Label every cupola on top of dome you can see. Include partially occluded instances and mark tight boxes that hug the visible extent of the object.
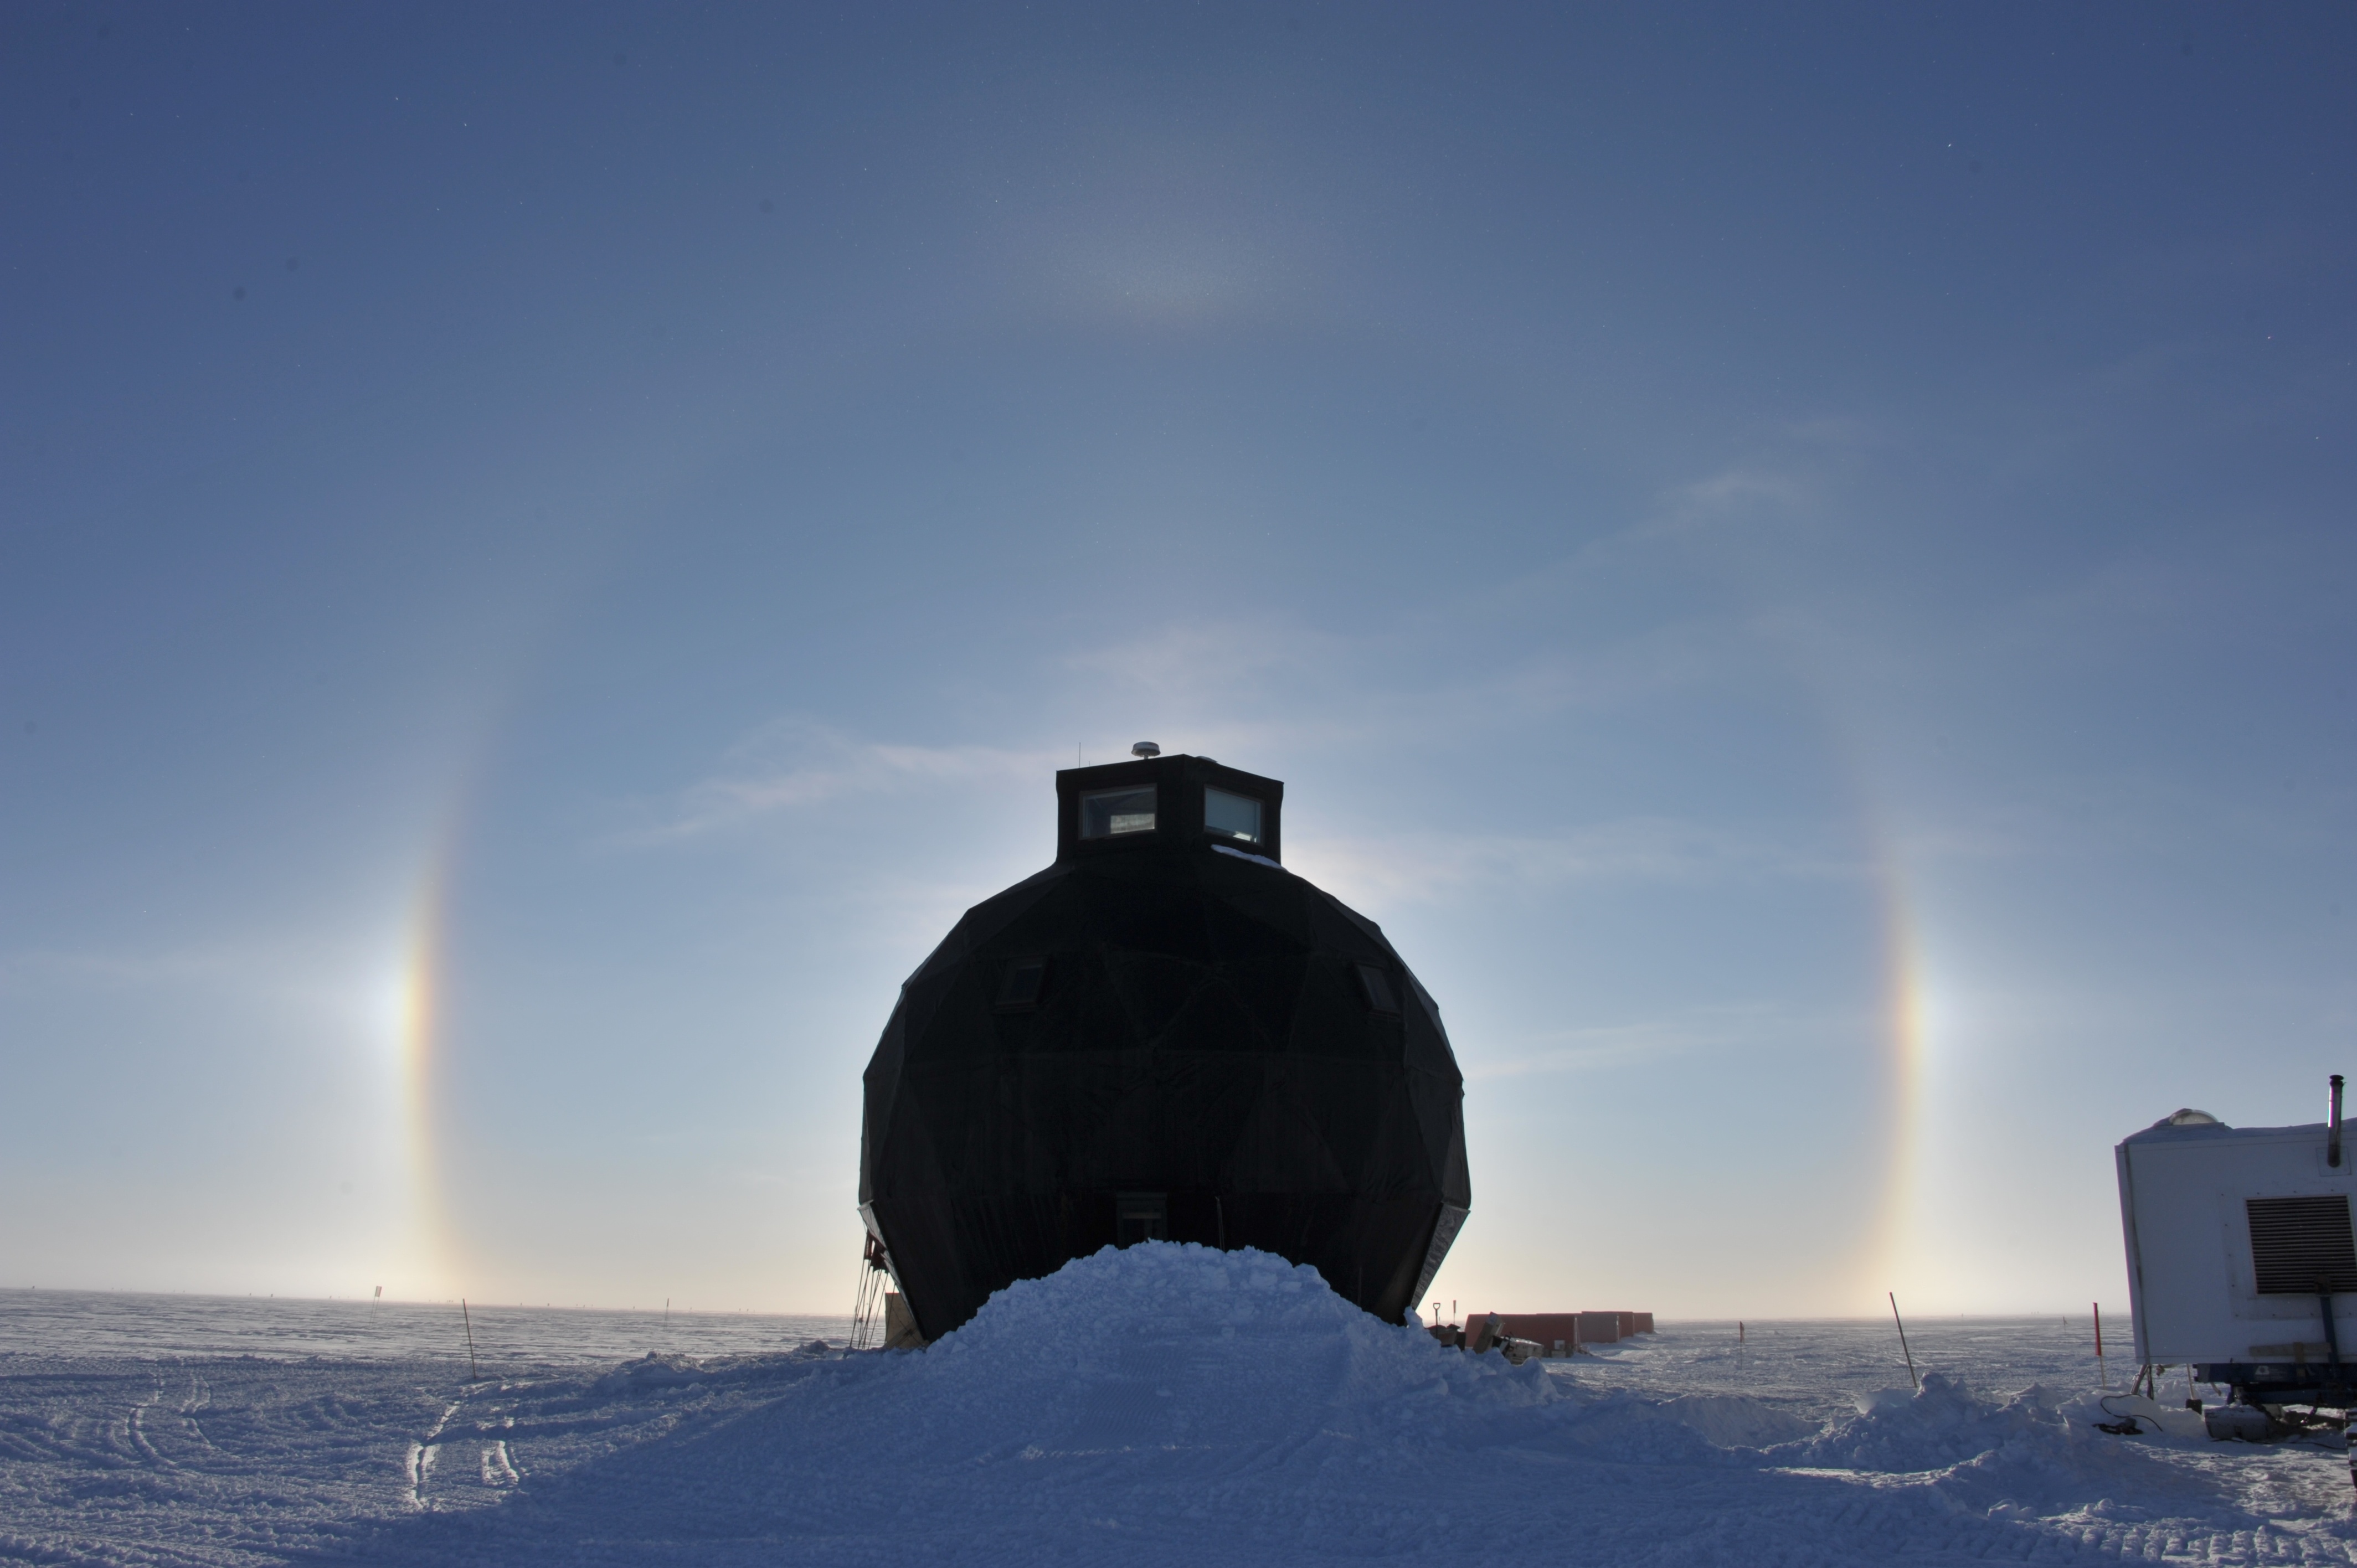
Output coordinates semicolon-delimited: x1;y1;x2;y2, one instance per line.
1054;751;1283;864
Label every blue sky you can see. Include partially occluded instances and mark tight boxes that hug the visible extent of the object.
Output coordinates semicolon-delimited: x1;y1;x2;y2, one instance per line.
4;2;2351;1320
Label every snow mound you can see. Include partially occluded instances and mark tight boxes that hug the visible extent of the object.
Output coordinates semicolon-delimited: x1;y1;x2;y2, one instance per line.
1771;1372;2239;1520
591;1351;709;1393
1657;1392;1821;1449
1531;1387;1813;1464
903;1242;1558;1461
1784;1372;2037;1472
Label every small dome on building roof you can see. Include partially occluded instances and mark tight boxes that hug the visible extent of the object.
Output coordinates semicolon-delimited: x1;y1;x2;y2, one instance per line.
2157;1107;2222;1127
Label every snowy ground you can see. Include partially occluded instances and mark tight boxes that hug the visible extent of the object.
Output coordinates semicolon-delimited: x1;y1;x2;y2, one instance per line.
6;1252;2357;1566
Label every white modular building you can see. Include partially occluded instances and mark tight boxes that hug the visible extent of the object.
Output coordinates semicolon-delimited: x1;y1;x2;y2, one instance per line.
2117;1094;2357;1397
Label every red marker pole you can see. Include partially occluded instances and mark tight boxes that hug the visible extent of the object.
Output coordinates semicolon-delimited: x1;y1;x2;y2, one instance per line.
2093;1302;2105;1388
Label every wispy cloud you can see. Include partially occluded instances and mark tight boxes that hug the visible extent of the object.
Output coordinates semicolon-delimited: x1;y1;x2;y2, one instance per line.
1060;610;1747;766
1;933;353;995
1292;817;1862;912
1463;1000;1860;1080
1655;467;1814;528
623;721;1054;844
0;930;403;1046
1063;618;1356;714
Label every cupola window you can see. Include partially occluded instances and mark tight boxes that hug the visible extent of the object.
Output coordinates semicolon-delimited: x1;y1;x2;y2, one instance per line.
1080;786;1158;838
1204;787;1262;845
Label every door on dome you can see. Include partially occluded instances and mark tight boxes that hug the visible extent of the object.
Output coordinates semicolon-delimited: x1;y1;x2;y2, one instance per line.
1115;1192;1168;1246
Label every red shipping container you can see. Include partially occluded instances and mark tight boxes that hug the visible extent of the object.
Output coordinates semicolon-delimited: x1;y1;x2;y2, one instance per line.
1489;1313;1585;1353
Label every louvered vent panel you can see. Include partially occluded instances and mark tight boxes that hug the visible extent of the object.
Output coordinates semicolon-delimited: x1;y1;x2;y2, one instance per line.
2247;1195;2357;1294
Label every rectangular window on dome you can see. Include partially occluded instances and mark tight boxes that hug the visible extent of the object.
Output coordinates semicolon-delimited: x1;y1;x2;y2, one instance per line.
996;958;1048;1013
1080;786;1157;839
1203;787;1262;844
1356;963;1401;1017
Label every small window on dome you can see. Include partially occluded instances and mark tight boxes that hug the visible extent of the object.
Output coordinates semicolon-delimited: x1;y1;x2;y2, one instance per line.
1356;963;1400;1017
1080;786;1157;839
1204;787;1262;845
996;958;1048;1012
1115;1191;1167;1246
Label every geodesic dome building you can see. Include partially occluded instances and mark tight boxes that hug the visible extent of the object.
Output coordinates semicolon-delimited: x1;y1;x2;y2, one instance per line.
857;751;1470;1341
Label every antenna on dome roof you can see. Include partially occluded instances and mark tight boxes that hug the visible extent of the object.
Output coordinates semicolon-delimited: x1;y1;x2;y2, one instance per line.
1131;741;1160;759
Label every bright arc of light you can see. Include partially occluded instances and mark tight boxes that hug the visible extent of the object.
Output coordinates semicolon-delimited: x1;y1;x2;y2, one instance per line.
394;832;457;1297
1870;831;1937;1306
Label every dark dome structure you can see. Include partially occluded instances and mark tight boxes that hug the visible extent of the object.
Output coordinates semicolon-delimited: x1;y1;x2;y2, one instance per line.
857;752;1470;1341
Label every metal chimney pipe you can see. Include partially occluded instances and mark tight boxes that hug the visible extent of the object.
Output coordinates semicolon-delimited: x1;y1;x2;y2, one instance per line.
2332;1074;2345;1169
